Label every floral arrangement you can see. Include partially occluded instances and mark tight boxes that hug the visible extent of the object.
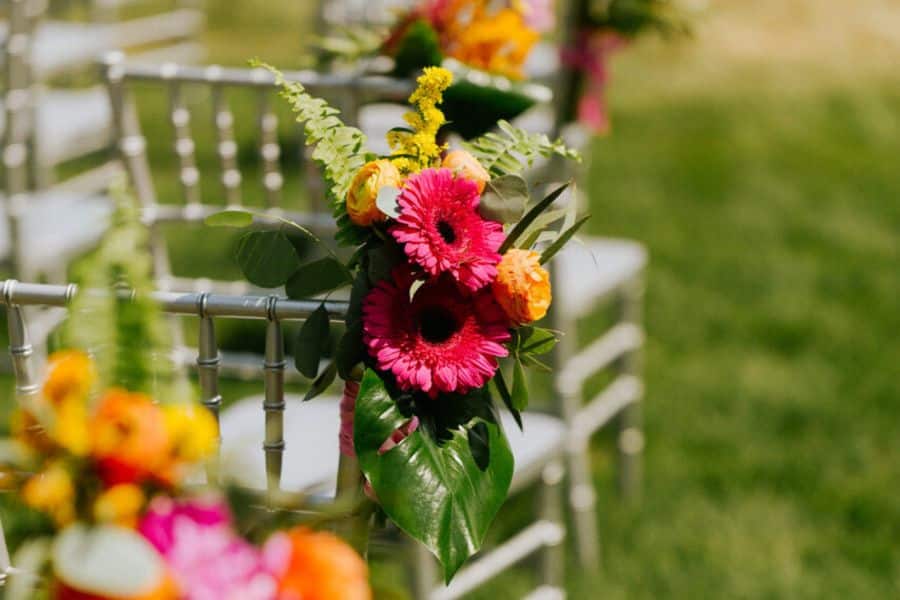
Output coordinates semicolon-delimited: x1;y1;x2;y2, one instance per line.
2;193;371;600
562;0;687;133
319;0;556;139
210;64;585;580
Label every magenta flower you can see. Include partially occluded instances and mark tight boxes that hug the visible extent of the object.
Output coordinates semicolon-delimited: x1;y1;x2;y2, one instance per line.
391;168;504;291
363;267;510;397
138;496;280;600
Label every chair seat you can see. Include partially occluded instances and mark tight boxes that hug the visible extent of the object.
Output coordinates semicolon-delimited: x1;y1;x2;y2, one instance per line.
524;41;560;84
0;10;204;78
0;190;112;276
219;394;565;495
554;236;647;318
358;103;407;157
0;87;111;166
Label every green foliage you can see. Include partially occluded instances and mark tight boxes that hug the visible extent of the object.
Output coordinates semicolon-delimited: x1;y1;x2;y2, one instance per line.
285;257;352;299
464;120;581;177
478;174;529;223
354;370;514;582
253;61;371;246
540;214;591;264
589;0;689;37
65;184;176;395
499;182;571;253
294;304;330;379
235;230;302;288
392;19;443;77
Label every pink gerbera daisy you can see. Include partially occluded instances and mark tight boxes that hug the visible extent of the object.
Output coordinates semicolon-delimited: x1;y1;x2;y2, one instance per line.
363;268;510;397
391;168;504;291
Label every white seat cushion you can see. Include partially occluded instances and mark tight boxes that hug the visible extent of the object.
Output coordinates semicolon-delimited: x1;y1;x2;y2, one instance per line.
554;236;647;319
219;394;564;495
0;190;112;276
0;87;112;166
358;103;408;157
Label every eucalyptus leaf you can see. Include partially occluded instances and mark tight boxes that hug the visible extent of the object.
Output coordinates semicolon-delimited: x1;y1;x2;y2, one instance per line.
294;304;330;379
205;209;254;228
499;182;569;253
511;358;528;411
235;230;301;288
478;174;529;224
285;257;352;299
354;370;513;582
367;243;405;285
336;323;363;380
376;185;402;219
540;214;590;265
305;360;338;401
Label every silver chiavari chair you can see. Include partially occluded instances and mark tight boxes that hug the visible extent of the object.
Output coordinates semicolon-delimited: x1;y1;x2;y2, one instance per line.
0;278;357;591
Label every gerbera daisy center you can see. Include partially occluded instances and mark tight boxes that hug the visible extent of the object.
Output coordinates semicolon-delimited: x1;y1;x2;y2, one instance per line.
437;219;457;244
417;306;460;344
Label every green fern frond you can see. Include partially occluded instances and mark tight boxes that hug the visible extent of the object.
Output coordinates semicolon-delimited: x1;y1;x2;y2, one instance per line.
463;120;581;177
254;61;368;207
65;181;178;397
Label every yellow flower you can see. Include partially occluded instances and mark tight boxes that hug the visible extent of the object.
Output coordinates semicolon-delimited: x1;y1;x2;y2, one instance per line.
448;8;539;80
22;462;76;526
53;395;90;456
163;403;218;465
389;67;453;174
94;483;146;528
346;160;403;226
43;350;96;407
442;150;490;193
492;249;552;323
11;408;55;454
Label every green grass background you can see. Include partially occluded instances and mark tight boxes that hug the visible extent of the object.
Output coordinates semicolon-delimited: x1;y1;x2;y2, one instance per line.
5;0;900;598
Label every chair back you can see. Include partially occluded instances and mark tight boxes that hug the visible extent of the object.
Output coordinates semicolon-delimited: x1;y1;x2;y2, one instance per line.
101;55;413;293
316;0;414;28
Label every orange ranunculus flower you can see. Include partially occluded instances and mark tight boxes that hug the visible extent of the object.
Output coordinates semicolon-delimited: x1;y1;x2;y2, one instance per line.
346;159;403;226
43;350;96;407
54;578;178;600
90;389;171;487
442;150;490;194
22;461;76;526
93;483;146;528
492;249;552;324
275;528;371;600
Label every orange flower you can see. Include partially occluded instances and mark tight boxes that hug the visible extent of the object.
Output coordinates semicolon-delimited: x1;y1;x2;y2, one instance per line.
43;350;96;406
11;407;55;454
492;249;552;323
90;389;171;487
54;578;178;600
442;150;490;194
275;528;371;600
93;484;146;528
346;160;403;226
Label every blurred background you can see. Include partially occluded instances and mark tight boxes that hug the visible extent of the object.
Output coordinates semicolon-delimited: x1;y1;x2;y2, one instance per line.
2;0;900;597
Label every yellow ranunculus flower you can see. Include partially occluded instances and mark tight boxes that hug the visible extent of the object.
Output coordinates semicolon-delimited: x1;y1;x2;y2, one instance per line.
42;350;96;406
53;395;90;456
93;483;146;528
492;249;552;324
442;150;491;194
22;462;76;526
163;403;218;465
346;160;403;226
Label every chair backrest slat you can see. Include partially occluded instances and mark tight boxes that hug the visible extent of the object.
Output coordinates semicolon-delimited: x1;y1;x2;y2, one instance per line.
257;89;284;208
164;68;202;207
209;71;243;207
263;301;286;496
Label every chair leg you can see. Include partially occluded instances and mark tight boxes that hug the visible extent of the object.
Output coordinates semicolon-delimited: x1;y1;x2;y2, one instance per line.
539;459;566;594
616;274;645;501
409;536;438;600
566;442;600;569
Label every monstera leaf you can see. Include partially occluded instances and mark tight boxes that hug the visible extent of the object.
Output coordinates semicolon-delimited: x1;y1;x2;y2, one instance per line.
354;370;514;581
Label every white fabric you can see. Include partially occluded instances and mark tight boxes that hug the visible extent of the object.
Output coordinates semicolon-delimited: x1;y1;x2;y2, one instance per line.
0;190;112;276
219;394;564;495
0;87;111;166
555;237;647;319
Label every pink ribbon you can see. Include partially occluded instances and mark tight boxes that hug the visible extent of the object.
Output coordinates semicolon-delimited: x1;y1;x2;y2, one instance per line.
561;30;626;134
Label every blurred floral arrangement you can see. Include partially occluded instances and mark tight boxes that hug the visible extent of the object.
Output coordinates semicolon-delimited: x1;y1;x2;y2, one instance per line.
318;0;555;139
563;0;688;133
209;63;584;580
2;193;370;600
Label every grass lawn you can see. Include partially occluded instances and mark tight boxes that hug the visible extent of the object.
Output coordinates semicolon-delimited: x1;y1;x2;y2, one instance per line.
3;1;900;598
